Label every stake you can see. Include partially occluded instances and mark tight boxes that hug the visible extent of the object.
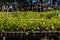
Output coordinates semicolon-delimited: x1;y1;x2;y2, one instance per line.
7;8;9;18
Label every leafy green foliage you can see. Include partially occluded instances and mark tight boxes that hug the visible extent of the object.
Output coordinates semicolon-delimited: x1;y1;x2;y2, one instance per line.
0;11;60;32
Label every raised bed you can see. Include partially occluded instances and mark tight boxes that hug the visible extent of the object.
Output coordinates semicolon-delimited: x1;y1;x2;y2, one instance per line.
0;11;60;40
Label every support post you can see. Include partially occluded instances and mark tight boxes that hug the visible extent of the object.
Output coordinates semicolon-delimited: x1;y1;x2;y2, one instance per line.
3;36;5;40
51;0;53;6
